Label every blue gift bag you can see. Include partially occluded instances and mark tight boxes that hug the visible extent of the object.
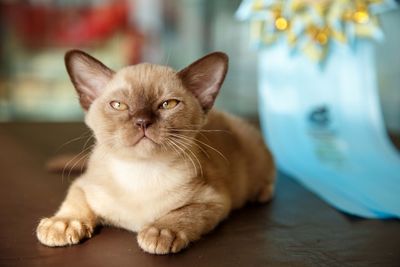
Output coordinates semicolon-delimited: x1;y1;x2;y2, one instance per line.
237;0;400;218
258;40;400;218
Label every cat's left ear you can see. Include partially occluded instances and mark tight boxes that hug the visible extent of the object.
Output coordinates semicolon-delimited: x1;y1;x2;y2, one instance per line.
178;52;228;112
65;50;115;110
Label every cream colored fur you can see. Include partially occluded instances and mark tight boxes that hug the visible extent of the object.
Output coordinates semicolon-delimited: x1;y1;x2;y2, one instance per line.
36;51;275;254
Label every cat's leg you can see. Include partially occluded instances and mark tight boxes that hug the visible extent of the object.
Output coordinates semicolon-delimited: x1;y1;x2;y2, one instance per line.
137;190;230;254
36;181;97;247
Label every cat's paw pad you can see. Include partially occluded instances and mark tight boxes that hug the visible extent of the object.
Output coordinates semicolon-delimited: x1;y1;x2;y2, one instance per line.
137;226;189;254
36;217;93;247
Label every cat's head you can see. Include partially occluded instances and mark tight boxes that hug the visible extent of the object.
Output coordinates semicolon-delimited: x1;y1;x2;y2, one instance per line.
65;50;228;158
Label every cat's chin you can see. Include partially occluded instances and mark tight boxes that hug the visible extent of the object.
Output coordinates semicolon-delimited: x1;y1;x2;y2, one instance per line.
122;131;158;148
134;136;158;148
111;137;162;159
131;135;152;146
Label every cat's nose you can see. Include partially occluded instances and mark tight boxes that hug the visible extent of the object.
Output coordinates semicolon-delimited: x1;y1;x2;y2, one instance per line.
135;118;153;129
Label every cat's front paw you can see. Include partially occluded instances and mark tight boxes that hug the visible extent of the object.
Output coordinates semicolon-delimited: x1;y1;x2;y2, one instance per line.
36;217;93;247
137;226;189;254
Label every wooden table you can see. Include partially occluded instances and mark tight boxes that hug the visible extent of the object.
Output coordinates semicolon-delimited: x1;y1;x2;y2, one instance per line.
1;123;399;267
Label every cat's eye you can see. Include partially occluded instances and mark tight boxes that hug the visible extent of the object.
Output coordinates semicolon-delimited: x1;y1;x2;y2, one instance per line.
160;99;180;110
110;101;129;111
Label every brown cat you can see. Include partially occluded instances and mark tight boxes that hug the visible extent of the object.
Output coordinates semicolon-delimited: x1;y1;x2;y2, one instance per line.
36;50;275;254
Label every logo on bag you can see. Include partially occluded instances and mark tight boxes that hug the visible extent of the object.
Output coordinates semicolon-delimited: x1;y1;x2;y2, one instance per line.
307;105;346;168
308;105;330;127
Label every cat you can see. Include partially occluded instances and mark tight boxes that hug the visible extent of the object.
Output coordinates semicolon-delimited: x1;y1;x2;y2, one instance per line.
36;50;276;254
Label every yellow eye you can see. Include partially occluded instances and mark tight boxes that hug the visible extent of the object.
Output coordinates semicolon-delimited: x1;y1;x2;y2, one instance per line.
160;99;179;110
110;101;128;111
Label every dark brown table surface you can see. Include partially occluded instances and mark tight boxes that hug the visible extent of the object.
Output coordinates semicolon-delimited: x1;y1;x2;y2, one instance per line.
1;123;399;267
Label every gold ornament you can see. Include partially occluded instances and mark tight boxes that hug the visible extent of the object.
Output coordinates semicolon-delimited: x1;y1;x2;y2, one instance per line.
275;17;289;31
243;0;384;61
353;8;370;24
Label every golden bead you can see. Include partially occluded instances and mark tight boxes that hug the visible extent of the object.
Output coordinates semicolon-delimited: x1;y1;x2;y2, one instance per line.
353;9;370;24
316;32;328;45
275;17;288;31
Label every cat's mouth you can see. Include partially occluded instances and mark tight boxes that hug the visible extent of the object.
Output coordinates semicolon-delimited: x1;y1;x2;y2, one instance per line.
132;131;157;146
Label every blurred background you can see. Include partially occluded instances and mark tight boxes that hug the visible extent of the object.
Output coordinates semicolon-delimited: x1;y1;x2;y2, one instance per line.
0;0;259;121
0;0;398;137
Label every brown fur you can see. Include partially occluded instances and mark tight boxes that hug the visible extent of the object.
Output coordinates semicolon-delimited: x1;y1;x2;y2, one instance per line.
36;50;275;254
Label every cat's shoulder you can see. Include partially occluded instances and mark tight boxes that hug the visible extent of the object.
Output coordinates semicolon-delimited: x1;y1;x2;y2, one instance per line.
204;109;263;147
205;109;255;131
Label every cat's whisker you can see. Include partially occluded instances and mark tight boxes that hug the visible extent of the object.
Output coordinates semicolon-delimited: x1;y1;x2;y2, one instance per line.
171;132;229;164
168;133;210;159
167;139;191;165
67;144;95;181
166;134;206;169
167;129;212;143
165;139;186;163
166;123;230;131
166;138;188;161
167;128;231;133
165;128;231;143
163;129;211;143
170;137;204;177
160;142;165;153
63;134;118;178
56;130;92;152
164;139;177;155
61;151;83;183
82;133;95;151
62;144;94;183
198;132;211;143
160;141;169;154
67;152;87;182
166;126;229;132
80;149;93;174
195;139;229;164
168;139;198;177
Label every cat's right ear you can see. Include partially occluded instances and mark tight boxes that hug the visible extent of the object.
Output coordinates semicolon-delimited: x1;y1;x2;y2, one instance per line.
178;52;228;112
65;50;114;110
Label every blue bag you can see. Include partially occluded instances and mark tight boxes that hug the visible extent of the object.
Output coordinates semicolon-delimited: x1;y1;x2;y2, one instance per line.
237;0;400;218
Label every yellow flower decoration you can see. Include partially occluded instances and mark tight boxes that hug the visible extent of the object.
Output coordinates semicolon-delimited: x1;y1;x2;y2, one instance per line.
237;0;390;62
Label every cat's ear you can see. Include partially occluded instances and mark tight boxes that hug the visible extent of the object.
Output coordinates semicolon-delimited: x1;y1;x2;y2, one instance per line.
178;52;228;112
65;50;114;110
